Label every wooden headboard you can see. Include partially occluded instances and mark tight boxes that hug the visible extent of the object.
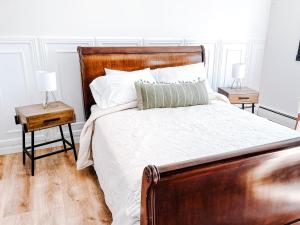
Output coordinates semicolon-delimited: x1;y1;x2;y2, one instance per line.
77;46;205;119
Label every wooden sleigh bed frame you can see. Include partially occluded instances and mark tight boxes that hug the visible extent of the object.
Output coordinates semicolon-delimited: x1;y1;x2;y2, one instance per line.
78;46;300;225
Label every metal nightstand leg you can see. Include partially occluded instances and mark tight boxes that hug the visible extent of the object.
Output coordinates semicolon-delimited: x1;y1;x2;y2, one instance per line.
59;125;67;152
22;123;77;176
31;131;35;176
22;126;25;165
252;104;255;114
68;123;77;161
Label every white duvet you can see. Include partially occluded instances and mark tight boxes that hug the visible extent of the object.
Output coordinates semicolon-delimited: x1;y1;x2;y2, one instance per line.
78;99;300;225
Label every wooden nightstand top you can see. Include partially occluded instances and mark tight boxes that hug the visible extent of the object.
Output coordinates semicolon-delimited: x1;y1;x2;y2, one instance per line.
218;87;258;95
15;101;75;132
218;87;259;104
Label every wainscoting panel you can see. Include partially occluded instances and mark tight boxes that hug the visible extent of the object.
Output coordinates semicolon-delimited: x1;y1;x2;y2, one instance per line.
185;40;218;90
143;38;185;46
0;38;44;154
95;38;142;46
0;37;265;155
217;42;249;88
246;41;265;91
39;38;94;140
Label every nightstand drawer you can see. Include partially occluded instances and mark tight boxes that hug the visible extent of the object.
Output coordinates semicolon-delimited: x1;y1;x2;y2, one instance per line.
26;110;75;131
15;101;76;132
228;94;258;104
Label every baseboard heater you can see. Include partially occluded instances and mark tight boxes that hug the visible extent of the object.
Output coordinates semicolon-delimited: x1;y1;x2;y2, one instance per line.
259;106;297;120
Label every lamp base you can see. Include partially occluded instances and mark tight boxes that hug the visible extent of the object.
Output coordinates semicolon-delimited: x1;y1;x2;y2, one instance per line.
42;91;48;109
231;78;243;89
42;91;52;109
42;91;58;109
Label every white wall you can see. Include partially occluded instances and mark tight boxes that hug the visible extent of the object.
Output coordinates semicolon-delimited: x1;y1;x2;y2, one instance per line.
0;0;271;39
0;0;272;154
259;0;300;127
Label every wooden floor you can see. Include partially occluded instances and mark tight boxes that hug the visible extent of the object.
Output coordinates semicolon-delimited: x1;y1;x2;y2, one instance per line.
0;147;112;225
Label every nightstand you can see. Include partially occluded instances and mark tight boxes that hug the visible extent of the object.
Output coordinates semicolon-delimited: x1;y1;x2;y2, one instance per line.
218;87;259;114
15;101;77;176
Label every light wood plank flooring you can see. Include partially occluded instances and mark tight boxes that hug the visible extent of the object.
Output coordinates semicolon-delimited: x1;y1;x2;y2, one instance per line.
0;147;112;225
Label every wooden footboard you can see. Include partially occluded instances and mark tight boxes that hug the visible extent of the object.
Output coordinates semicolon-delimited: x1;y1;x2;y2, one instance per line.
141;138;300;225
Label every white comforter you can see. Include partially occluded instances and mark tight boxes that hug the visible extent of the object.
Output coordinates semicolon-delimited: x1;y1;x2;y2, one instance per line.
78;100;300;225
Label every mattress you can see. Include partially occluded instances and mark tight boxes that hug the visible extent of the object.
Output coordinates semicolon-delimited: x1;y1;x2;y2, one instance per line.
91;101;300;225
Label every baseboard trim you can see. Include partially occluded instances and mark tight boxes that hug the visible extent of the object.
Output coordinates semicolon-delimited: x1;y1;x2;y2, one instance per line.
0;134;80;156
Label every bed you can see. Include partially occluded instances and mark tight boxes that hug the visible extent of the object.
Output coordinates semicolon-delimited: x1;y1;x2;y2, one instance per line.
77;46;300;225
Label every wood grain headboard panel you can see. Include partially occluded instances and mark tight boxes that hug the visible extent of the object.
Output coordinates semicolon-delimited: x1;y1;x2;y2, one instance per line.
77;46;205;119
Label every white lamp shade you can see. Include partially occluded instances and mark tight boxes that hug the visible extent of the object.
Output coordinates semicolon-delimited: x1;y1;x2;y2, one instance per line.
36;71;57;91
232;63;246;79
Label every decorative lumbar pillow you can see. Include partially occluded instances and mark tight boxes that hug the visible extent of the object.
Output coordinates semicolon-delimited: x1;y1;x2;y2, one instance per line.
134;80;209;110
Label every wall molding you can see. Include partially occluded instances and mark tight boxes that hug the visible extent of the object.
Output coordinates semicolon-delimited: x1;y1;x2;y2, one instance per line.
0;37;42;155
38;37;94;144
0;36;265;155
38;37;95;69
143;38;185;46
96;38;142;46
217;41;250;88
185;39;219;90
246;40;265;90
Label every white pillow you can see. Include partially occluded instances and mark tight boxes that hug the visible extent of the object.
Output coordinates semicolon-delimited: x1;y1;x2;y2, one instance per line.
90;69;155;109
105;68;155;81
151;63;214;93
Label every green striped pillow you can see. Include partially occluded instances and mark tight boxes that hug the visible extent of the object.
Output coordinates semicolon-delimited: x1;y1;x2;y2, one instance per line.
134;80;209;110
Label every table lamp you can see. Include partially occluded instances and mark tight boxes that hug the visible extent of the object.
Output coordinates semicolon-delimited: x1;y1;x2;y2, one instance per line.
231;63;246;89
36;71;57;108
